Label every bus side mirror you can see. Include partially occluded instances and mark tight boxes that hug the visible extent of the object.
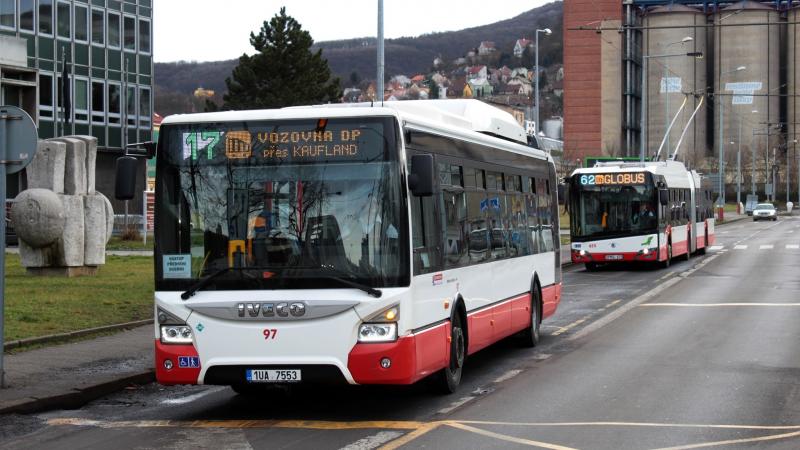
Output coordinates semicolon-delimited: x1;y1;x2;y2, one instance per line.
127;141;157;159
115;156;138;201
659;189;669;206
409;154;434;197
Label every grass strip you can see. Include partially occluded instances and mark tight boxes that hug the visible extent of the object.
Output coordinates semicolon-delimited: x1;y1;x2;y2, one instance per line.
4;254;154;341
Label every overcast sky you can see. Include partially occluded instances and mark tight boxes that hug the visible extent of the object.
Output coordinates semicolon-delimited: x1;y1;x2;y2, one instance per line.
153;1;551;63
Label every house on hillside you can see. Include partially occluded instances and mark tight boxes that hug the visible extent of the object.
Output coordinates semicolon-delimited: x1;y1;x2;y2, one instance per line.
514;39;532;57
507;77;532;96
391;75;411;87
511;67;530;80
468;78;493;98
433;56;444;67
410;74;426;86
466;65;487;82
431;73;447;86
342;88;362;103
454;57;467;66
478;41;496;55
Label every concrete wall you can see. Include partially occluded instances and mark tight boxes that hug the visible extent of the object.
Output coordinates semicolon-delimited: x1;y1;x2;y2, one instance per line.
601;19;623;156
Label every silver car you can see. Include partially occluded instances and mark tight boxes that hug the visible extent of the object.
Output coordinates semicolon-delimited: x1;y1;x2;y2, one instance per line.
752;203;777;221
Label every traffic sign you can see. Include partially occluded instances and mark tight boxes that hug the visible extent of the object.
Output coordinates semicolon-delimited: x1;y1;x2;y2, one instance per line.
0;105;39;388
0;106;37;174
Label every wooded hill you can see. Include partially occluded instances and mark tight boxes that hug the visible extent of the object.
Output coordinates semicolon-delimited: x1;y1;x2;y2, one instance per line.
154;1;563;116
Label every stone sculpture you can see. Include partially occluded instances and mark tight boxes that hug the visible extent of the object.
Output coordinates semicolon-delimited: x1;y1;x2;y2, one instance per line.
9;136;114;276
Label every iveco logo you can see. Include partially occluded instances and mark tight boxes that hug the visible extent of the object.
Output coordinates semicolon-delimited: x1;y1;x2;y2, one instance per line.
611;242;617;248
237;302;307;318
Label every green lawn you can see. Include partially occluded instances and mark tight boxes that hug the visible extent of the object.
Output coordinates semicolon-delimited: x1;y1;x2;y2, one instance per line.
4;254;154;341
105;235;155;251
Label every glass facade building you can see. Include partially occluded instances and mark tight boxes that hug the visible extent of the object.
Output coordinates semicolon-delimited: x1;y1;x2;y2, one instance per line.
0;0;152;209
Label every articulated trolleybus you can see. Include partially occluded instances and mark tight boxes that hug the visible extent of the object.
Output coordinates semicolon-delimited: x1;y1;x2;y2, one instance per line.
132;100;561;393
566;160;715;271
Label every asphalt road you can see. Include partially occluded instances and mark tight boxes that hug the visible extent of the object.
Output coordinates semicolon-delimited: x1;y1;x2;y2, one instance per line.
3;216;800;449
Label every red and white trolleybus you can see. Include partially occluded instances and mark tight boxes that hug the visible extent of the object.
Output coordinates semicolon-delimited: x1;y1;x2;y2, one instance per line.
566;160;715;270
132;100;561;393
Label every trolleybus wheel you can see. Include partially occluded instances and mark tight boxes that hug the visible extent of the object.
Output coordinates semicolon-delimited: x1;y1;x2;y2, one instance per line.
436;313;465;394
519;282;541;348
683;235;691;261
585;262;598;272
661;244;672;268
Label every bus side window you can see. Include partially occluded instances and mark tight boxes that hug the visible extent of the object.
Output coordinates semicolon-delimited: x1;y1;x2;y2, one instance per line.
410;158;441;275
526;185;539;255
537;178;554;253
442;188;467;269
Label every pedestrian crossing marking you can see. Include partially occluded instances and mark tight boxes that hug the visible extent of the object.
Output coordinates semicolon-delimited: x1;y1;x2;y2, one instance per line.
787;244;800;249
708;246;724;251
734;245;747;250
759;244;774;250
707;244;799;251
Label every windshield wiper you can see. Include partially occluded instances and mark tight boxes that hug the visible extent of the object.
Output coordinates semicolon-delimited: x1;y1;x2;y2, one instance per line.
318;265;382;298
181;267;232;300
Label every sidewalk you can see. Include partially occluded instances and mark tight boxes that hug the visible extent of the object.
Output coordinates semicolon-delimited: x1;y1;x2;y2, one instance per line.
0;216;745;415
0;325;153;414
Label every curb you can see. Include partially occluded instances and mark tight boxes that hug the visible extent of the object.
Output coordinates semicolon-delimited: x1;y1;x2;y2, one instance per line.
0;370;155;415
4;319;153;352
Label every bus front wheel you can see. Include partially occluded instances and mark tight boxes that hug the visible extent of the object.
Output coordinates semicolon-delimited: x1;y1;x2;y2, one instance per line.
585;262;598;272
436;313;465;394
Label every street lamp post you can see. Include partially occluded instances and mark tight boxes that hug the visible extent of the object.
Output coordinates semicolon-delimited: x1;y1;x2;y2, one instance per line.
718;65;746;214
534;28;551;135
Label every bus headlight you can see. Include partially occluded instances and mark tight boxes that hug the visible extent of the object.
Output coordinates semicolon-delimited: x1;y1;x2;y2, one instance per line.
358;323;397;342
160;325;193;344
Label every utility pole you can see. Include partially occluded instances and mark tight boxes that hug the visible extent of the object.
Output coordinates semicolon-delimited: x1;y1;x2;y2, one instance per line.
376;0;384;103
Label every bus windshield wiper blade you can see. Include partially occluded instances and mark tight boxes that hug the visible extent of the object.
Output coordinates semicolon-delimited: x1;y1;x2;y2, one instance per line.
316;265;382;298
321;275;382;298
181;267;231;300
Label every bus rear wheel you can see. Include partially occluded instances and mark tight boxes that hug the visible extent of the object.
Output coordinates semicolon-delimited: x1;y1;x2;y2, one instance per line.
519;283;541;348
585;262;598;272
435;313;465;394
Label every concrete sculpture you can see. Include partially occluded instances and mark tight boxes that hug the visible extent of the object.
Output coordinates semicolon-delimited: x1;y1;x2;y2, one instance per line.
9;136;114;276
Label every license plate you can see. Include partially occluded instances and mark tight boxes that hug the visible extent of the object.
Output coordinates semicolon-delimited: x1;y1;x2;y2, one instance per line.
605;254;623;260
246;369;301;383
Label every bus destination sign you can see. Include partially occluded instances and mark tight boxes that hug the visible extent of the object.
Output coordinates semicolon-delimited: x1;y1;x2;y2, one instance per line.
579;172;646;186
181;121;382;164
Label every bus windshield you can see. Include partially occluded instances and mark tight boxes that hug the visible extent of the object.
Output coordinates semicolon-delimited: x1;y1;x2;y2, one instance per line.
154;117;408;291
570;173;657;240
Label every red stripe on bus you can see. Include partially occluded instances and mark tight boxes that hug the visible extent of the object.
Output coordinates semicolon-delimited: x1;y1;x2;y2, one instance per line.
542;283;562;319
155;340;201;385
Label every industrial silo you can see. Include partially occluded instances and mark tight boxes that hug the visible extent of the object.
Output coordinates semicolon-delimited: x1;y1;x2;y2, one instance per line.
643;5;707;163
714;1;780;189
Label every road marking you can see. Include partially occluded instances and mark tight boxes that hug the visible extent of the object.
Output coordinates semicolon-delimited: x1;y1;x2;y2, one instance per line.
47;418;423;430
652;429;800;450
787;244;800;249
379;422;443;450
446;422;577;450
708;245;724;251
437;396;475;415
642;303;800;307
340;431;403;450
759;244;774;250
734;245;747;250
493;369;522;384
160;386;226;405
658;272;676;281
458;419;800;430
551;316;590;336
604;299;622;309
567;276;683;342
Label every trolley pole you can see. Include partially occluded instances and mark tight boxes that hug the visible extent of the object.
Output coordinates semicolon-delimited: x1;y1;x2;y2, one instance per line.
376;0;384;103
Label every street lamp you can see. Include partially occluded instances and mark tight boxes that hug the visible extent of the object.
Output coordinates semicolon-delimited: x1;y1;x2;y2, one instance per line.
717;65;746;211
534;28;551;135
663;37;693;152
641;51;704;162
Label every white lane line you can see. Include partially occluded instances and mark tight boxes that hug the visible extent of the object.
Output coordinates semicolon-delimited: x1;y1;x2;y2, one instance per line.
642;303;800;307
708;245;724;251
160;386;226;405
494;369;522;384
734;245;748;250
760;244;774;250
437;396;475;414
339;431;403;450
787;244;800;249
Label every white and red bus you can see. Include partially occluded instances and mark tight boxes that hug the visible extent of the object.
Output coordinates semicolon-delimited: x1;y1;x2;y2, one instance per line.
123;100;561;394
566;160;714;270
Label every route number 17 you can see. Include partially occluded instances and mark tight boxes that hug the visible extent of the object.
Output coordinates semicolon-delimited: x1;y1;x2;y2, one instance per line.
183;131;222;160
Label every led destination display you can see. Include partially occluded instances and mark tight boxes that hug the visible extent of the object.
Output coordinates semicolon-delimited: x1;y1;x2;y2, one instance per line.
579;172;646;186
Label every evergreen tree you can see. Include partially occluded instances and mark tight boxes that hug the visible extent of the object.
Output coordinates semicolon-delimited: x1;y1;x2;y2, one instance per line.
222;7;340;109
